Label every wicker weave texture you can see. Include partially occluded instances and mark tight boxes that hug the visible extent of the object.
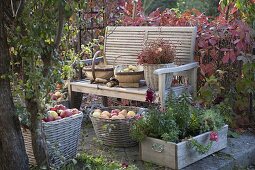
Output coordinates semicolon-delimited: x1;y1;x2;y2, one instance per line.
22;128;37;166
143;63;175;91
42;112;83;168
90;106;143;147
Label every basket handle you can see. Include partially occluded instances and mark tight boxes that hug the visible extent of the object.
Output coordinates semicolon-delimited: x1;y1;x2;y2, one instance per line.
113;53;139;67
91;51;101;81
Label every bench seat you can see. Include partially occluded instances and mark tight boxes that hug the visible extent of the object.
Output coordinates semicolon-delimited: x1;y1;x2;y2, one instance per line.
69;79;160;103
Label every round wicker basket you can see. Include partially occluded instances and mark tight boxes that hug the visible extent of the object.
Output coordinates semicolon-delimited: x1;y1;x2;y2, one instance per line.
143;63;176;91
114;65;144;84
90;106;145;147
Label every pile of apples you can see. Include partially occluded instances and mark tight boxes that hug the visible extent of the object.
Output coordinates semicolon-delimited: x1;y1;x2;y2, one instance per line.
120;65;138;72
42;104;80;122
50;91;66;101
92;109;136;119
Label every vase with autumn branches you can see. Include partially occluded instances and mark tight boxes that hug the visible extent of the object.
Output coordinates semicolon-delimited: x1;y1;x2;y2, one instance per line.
138;39;176;90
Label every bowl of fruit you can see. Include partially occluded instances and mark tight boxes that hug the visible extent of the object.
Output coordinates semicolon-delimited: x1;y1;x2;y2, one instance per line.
90;106;145;147
114;65;144;87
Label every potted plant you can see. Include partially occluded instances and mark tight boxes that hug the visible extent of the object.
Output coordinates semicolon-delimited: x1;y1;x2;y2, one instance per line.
137;39;176;91
130;94;228;169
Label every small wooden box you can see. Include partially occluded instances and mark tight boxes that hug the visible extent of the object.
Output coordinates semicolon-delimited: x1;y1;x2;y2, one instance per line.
140;125;228;169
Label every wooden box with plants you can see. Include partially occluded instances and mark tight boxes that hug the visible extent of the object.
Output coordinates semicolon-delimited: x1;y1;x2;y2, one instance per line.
130;94;228;169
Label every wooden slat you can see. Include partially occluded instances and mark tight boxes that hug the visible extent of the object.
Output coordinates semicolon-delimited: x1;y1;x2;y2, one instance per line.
148;33;194;37
106;45;191;51
70;80;161;102
106;39;145;43
107;36;144;40
107;26;196;32
176;125;228;169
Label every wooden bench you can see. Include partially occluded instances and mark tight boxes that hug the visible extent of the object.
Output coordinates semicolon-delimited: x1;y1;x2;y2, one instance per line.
68;26;198;108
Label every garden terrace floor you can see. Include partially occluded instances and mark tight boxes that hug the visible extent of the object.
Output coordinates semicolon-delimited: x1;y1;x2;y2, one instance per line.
77;122;255;170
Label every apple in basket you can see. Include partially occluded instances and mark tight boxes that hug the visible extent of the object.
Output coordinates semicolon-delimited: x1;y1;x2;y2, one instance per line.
71;108;79;115
100;111;110;119
48;110;59;119
111;109;120;117
119;109;128;117
54;104;67;111
117;114;125;119
60;109;73;118
43;115;54;122
55;116;62;120
101;111;110;117
92;109;102;118
127;111;136;118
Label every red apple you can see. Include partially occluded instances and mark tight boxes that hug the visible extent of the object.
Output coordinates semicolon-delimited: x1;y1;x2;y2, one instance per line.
57;109;64;115
50;107;58;112
55;116;61;120
42;117;48;122
54;104;66;110
62;109;72;117
60;111;66;118
66;109;73;117
114;109;120;113
46;116;54;122
51;94;57;100
111;110;118;117
71;108;79;115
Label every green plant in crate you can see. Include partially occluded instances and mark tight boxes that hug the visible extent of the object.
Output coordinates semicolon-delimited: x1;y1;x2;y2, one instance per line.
130;93;226;154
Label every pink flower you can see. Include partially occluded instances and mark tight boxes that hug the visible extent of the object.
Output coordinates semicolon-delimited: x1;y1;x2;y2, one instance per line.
135;114;143;120
210;131;218;142
121;162;128;168
145;88;155;103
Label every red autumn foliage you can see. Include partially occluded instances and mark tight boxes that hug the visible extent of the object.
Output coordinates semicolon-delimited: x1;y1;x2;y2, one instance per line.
120;1;254;79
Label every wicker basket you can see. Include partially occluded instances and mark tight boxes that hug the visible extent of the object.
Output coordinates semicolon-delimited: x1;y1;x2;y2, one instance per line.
143;63;176;91
90;106;145;147
21;128;37;166
83;65;114;80
114;65;144;84
82;53;114;81
42;112;83;168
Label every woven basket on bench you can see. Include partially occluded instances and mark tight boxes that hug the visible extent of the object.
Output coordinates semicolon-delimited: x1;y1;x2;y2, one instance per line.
42;112;83;168
90;106;146;148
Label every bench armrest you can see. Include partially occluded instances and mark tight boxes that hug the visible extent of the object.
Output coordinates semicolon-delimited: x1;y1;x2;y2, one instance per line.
154;62;199;75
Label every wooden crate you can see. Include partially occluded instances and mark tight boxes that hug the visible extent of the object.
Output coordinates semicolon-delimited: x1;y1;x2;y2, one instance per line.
140;125;228;169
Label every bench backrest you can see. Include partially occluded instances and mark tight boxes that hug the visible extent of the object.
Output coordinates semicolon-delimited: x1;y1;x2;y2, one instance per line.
104;26;197;66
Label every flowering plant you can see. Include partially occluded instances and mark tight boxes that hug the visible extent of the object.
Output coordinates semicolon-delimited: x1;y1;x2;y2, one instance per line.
137;39;176;64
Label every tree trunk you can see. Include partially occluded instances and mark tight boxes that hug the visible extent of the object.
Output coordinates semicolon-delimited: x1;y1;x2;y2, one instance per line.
25;98;49;168
0;1;29;169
